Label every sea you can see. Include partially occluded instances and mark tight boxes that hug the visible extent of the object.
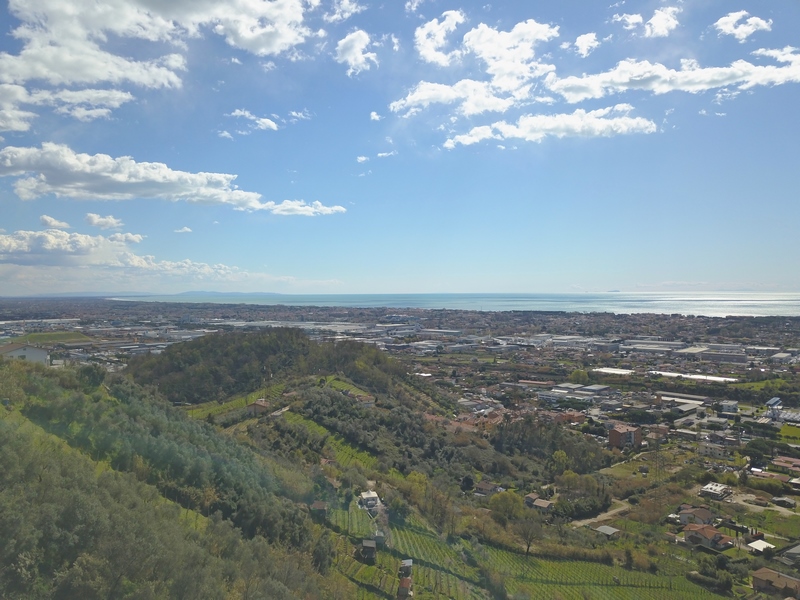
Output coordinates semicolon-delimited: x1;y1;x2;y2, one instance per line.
113;292;800;318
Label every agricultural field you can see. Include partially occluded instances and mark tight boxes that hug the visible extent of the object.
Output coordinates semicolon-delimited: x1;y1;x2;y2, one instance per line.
9;331;92;344
325;375;371;397
780;423;800;442
283;410;378;470
185;383;285;420
335;510;722;600
328;500;377;538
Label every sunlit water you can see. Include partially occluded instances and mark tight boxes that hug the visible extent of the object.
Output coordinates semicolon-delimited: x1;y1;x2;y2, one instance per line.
113;292;800;317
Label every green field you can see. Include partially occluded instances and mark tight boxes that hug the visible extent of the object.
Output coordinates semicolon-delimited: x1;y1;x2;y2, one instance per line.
325;375;371;397
5;331;92;344
283;411;378;470
780;423;800;442
331;509;722;600
185;384;285;419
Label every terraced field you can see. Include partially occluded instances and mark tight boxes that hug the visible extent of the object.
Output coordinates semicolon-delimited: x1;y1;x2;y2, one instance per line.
283;411;378;470
185;384;285;420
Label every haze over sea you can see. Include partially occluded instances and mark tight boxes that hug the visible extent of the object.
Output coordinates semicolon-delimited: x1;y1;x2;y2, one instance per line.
117;292;800;318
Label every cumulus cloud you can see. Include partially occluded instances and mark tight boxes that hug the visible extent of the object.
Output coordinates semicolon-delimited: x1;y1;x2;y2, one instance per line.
86;213;124;230
108;232;143;243
714;11;773;43
574;33;600;57
0;0;321;127
335;30;378;76
415;11;466;67
612;13;643;31
0;84;134;131
369;111;382;121
0;143;346;215
0;228;135;266
356;156;368;162
227;108;279;131
40;215;70;229
174;226;192;233
392;18;559;117
644;7;681;38
443;104;656;148
405;0;424;12
546;48;800;103
324;0;366;23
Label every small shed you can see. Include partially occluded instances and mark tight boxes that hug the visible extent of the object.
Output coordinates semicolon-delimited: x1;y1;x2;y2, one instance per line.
361;539;377;561
360;490;379;508
399;559;413;577
595;525;621;539
246;399;270;416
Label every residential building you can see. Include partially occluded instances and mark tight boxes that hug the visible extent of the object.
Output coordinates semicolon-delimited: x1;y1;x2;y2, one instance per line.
608;424;642;449
0;343;49;365
752;567;800;598
682;524;734;550
679;507;715;525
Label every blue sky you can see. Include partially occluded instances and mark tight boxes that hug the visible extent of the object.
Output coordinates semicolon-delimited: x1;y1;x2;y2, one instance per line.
0;0;798;295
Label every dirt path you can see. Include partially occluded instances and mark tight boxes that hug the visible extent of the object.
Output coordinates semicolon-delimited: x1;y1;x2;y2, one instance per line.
571;500;630;528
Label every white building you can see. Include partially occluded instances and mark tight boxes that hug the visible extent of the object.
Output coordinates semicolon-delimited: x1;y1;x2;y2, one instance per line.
0;343;49;365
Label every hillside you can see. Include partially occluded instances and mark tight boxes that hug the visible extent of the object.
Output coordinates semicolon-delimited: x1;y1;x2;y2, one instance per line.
0;334;736;599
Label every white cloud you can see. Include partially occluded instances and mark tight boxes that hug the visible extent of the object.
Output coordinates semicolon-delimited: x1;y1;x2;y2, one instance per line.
644;7;681;38
0;85;38;132
390;79;516;117
0;143;346;215
228;108;279;131
0;84;134;131
546;48;800;103
463;19;559;93
0;229;120;265
269;200;346;216
714;11;773;43
174;227;192;233
405;0;424;12
289;109;311;121
218;130;233;139
612;13;643;30
86;213;124;230
392;18;558;118
108;232;143;243
335;30;378;76
574;33;600;57
415;10;465;67
324;0;366;23
369;111;382;121
0;0;321;129
376;150;397;157
444;104;657;148
356;155;369;162
39;215;70;229
231;57;242;65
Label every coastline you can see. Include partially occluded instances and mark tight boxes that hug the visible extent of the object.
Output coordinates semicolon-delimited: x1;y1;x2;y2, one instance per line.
105;292;800;318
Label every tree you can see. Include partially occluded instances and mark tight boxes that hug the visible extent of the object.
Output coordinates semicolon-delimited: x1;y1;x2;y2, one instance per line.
514;514;542;556
568;369;589;385
552;450;569;476
488;491;523;523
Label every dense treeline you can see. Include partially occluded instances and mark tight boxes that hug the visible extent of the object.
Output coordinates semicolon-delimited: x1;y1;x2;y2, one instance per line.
126;329;407;405
0;417;321;600
19;370;313;551
491;414;612;475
